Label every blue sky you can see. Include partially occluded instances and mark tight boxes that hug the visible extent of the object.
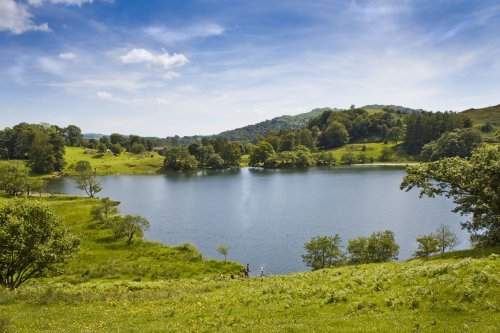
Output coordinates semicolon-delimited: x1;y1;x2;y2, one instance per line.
1;0;499;136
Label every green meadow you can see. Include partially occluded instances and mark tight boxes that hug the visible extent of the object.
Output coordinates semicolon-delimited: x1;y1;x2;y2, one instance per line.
63;147;164;176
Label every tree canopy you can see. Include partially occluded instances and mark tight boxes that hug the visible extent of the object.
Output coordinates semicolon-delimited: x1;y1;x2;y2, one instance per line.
0;199;79;289
302;234;344;270
401;145;500;246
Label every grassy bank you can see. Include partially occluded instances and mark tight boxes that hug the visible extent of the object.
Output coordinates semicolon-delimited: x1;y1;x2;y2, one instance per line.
63;147;164;175
0;196;242;285
0;256;498;332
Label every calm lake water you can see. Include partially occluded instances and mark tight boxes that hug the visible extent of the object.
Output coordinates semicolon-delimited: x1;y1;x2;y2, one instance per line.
46;166;469;275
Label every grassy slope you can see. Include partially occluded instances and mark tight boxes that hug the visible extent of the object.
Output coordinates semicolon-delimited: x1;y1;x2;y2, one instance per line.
63;147;164;175
1;256;498;332
462;104;500;138
324;142;411;163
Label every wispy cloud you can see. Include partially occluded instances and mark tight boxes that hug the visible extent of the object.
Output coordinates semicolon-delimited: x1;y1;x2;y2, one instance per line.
0;0;50;34
28;0;94;6
143;22;224;43
59;52;76;60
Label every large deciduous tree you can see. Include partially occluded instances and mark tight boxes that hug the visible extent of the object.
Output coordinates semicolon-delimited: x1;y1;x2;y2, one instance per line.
401;145;500;246
74;160;102;197
302;234;344;270
0;199;79;290
249;142;275;167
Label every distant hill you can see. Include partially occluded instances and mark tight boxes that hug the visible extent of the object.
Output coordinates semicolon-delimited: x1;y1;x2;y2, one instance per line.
361;104;427;114
461;104;500;130
217;108;339;141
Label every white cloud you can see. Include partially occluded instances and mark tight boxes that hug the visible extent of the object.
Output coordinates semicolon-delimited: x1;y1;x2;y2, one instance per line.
120;48;188;77
59;52;76;60
96;91;113;99
0;0;50;34
28;0;94;6
144;22;224;42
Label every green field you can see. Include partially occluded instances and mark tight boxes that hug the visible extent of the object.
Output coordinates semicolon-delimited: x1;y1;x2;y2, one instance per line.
63;147;164;175
324;142;411;163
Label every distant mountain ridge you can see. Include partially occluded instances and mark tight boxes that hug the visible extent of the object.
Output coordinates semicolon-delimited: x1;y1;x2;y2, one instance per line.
216;108;340;141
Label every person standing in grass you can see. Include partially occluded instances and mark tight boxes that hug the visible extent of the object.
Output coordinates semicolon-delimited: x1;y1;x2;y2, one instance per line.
260;265;264;277
245;264;250;278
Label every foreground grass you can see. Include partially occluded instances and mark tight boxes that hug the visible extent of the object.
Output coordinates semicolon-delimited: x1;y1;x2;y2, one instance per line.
0;256;498;332
63;147;164;175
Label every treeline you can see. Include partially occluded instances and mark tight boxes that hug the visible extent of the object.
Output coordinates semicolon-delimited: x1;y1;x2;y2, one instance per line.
0;123;66;173
403;112;472;154
163;138;249;171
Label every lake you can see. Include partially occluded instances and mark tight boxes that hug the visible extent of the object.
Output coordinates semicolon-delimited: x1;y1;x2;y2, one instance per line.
45;166;469;275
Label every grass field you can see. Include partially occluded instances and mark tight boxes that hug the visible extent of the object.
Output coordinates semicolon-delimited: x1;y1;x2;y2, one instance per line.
324;142;411;163
63;147;164;175
0;253;498;332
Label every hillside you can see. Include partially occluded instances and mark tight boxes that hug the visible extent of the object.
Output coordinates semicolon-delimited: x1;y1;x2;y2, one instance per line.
217;108;337;141
462;104;500;137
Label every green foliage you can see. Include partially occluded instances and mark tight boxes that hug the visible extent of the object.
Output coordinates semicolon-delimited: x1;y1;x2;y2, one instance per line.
217;246;229;261
347;230;399;264
0;164;30;196
315;151;337;166
340;151;357;165
74;160;102;198
163;147;199;171
420;128;482;161
129;143;146;154
378;145;394;162
220;142;242;167
264;146;315;168
249;142;275;167
109;215;150;245
414;235;439;258
0;199;79;289
90;197;119;225
302;234;344;270
401;145;500;246
318;121;349;148
109;143;123;155
404;111;471;154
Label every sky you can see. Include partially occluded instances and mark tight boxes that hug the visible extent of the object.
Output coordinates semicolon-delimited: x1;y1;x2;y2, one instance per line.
1;0;499;137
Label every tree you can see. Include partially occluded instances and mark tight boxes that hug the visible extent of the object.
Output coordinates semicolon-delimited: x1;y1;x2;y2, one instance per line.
63;125;83;147
129;143;146;154
318;121;349;148
91;197;119;225
401;145;500;246
0;199;79;290
414;235;439;258
96;143;107;156
378;145;394;162
110;143;123;155
420;129;482;162
163;147;199;171
109;215;150;245
249;142;275;167
302;234;344;270
347;230;399;264
433;224;458;253
220;142;242;167
217;246;229;261
74;160;102;197
0;164;29;196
